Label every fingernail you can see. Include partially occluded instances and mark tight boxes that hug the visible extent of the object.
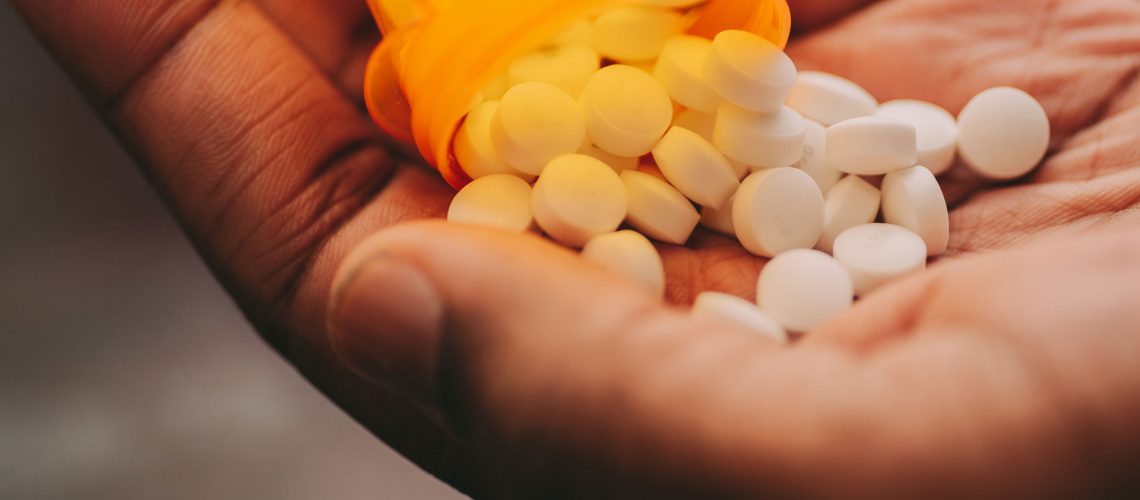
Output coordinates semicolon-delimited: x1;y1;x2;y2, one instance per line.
329;254;442;402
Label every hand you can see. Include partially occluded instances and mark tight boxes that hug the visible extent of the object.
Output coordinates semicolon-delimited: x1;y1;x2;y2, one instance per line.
14;0;1140;497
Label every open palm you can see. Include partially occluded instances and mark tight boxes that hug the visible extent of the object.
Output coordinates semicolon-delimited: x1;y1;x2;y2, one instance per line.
14;0;1140;497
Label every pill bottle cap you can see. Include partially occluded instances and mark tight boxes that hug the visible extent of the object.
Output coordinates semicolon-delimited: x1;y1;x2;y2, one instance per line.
364;0;791;188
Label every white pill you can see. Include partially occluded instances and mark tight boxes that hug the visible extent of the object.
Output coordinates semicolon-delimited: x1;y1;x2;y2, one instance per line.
581;230;666;297
757;249;853;333
652;126;740;209
703;30;797;113
654;35;720;113
957;87;1050;180
491;82;587;175
621;170;701;245
881;166;949;256
455;101;532;181
715;104;807;169
733;168;825;258
833;223;927;296
818;176;881;254
579;143;638;173
785;71;878;126
531;154;628;248
875;100;959;176
673;109;749;178
580;65;674;158
793;120;841;194
699;203;735;236
590;6;685;63
826;116;918;176
508;44;600;98
692;292;788;343
447;174;535;232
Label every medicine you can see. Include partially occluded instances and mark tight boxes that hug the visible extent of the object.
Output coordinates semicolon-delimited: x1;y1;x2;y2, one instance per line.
703;30;797;113
654;35;721;113
833;223;927;296
757;249;853;333
881;166;949;256
818;176;881;254
590;6;685;63
581;230;666;297
447;174;535;232
508;44;601;98
491;82;587;175
580;65;675;158
455;101;533;181
652;126;740;209
957;87;1050;180
714;104;807;169
531;154;628;247
621;170;701;245
793;120;841;194
826;116;918;176
692;292;788;343
733;167;825;258
699;203;735;236
875;99;959;176
580;143;639;173
673;109;749;178
786;71;878;126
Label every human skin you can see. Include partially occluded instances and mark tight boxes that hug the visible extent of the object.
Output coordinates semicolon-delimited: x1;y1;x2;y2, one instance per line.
11;0;1140;497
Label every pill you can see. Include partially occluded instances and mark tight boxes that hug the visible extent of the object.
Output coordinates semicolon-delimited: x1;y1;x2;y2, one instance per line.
480;72;509;101
455;101;532;181
881;166;949;256
531;154;628;247
875;99;959;176
447;174;535;232
957;87;1050;180
508;44;600;98
579;143;639;173
818;176;881;254
715;104;807;169
785;71;878;126
673;109;749;178
580;65;675;158
703;30;797;113
733;167;825;258
491;82;587;175
652;126;740;209
581;230;666;297
757;249;853;333
833;223;927;296
591;6;685;63
699;202;735;236
654;35;721;113
826;116;918;176
621;170;701;245
692;292;788;343
552;18;592;47
793;120;841;194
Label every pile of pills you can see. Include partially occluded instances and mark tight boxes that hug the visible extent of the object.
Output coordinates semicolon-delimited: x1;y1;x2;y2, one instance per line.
445;1;1051;341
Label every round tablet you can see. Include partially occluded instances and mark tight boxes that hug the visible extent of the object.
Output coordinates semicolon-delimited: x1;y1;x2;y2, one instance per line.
818;176;881;254
715;104;807;169
703;30;797;113
579;143;638;173
699;203;735;236
455;101;532;181
621;170;701;245
957;87;1050;180
447;174;535;232
590;6;684;63
651;126;740;209
507;44;600;98
654;35;720;113
881;166;949;256
551;18;592;47
491;82;587;175
875;99;959;176
480;72;508;101
581;230;666;297
757;249;853;333
733;168;825;258
786;71;878;126
531;154;628;248
792;120;841;194
580;65;675;158
833;223;928;296
692;292;788;343
826;116;918;176
674;109;749;178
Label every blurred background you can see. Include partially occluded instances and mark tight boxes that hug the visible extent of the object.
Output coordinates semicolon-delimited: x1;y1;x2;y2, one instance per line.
0;4;462;499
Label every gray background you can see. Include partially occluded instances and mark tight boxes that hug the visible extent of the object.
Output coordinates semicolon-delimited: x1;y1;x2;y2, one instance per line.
0;4;462;499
